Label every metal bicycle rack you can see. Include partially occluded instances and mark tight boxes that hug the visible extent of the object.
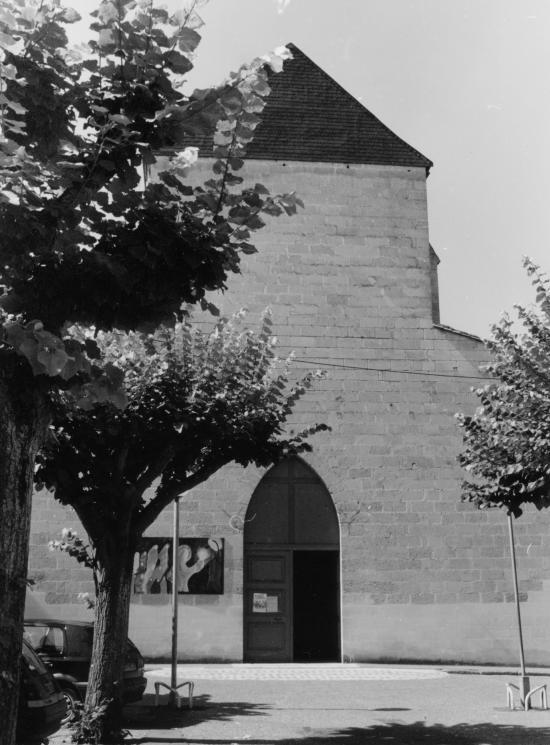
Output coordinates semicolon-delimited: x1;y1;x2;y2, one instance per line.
154;680;194;709
506;678;547;711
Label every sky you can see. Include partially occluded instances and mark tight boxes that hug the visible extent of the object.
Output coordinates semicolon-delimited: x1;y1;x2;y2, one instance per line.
70;0;550;339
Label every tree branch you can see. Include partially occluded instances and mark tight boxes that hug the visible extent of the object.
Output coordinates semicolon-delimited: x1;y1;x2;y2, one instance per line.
133;442;176;496
70;498;106;549
133;456;228;535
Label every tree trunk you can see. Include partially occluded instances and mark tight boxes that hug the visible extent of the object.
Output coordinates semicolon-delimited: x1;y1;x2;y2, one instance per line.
83;534;135;743
0;365;49;745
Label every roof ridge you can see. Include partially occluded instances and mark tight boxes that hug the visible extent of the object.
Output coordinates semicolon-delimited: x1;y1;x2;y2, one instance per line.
285;43;432;171
189;42;433;170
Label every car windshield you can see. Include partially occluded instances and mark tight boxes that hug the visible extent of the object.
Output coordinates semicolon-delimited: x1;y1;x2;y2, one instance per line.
22;640;49;674
24;624;65;655
24;625;49;649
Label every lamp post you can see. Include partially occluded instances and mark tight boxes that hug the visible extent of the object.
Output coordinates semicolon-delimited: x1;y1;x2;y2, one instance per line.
507;512;530;704
170;496;180;706
153;494;194;709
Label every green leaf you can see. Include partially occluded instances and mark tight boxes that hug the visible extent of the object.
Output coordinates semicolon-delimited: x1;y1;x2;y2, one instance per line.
251;78;270;97
97;2;119;23
213;130;233;146
109;114;131;125
220;90;243;115
84;338;102;360
98;27;116;47
177;28;201;54
0;29;17;47
242;93;265;113
60;7;81;23
37;346;70;377
163;50;193;74
0;9;17;29
5;99;26;115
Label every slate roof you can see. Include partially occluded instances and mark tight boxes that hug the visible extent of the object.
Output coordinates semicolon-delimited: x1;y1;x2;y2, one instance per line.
211;43;432;171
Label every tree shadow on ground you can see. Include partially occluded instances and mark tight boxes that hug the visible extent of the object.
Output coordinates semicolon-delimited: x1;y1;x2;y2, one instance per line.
125;718;550;745
124;693;270;731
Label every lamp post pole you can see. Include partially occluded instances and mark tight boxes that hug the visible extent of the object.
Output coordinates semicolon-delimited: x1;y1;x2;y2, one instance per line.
170;496;180;706
507;512;529;703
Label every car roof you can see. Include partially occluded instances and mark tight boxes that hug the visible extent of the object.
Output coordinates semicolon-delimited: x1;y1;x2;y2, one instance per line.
25;618;93;628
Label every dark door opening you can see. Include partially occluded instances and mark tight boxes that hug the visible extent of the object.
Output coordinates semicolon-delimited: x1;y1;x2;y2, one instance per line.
293;550;340;662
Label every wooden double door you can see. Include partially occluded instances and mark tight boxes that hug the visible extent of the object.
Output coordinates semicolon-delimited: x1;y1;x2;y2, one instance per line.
243;459;340;663
244;547;340;662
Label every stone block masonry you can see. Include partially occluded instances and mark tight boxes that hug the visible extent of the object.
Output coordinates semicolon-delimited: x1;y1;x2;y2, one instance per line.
28;159;550;665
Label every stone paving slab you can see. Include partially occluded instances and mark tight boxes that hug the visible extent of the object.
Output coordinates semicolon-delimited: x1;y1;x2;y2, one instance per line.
146;664;448;681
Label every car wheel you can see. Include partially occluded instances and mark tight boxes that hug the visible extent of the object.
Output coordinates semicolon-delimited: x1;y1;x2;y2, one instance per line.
61;686;80;723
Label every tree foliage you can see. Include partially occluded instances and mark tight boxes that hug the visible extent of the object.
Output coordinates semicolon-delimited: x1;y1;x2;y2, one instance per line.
0;0;300;398
457;258;550;517
37;310;328;541
0;2;302;742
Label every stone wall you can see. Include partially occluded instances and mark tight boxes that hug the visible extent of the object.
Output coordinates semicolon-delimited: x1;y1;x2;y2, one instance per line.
28;159;550;664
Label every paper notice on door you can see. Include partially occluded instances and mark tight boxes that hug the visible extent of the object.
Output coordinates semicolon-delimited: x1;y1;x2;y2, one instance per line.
253;592;267;612
266;595;278;613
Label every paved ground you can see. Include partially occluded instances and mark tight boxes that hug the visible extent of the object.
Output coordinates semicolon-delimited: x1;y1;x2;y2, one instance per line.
49;664;550;745
146;663;448;681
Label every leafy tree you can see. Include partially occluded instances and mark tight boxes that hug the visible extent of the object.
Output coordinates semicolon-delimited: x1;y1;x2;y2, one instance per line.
457;258;550;517
0;1;300;742
38;310;327;741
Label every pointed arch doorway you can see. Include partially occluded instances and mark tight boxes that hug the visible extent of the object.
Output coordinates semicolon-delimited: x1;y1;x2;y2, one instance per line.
243;458;341;662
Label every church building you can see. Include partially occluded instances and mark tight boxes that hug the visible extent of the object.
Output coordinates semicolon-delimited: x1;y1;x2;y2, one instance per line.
28;45;550;666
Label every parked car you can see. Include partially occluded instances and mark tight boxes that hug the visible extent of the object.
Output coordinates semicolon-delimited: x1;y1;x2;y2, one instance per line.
17;639;66;742
23;619;147;718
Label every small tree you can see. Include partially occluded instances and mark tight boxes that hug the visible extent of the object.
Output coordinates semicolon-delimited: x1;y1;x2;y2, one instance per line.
0;2;299;742
37;310;327;741
457;258;550;516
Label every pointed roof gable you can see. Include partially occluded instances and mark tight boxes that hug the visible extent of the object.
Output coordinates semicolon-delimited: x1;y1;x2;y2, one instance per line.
239;44;432;171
